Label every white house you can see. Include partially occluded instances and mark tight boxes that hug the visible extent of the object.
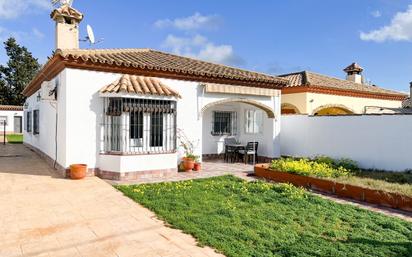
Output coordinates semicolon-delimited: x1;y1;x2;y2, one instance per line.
0;105;23;134
22;4;287;180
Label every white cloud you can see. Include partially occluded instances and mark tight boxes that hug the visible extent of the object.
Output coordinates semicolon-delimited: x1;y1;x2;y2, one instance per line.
154;12;221;31
361;5;412;42
162;34;243;65
371;10;381;18
0;0;51;19
32;28;44;39
0;26;44;42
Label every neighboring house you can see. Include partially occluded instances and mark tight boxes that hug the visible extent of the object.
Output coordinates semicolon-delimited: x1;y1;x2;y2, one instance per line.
364;82;412;114
0;105;23;134
279;63;407;115
22;4;287;180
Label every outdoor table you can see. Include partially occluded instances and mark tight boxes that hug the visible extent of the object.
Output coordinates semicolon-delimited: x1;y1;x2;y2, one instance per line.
225;143;246;162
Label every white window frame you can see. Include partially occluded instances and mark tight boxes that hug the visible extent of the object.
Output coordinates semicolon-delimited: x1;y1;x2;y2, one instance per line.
245;109;263;134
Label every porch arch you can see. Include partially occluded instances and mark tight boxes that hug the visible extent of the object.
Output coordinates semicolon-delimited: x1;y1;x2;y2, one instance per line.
281;103;301;115
312;104;354;116
201;98;275;118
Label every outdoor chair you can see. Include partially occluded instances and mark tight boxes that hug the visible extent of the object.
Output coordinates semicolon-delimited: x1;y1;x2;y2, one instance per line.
224;137;237;163
238;142;259;164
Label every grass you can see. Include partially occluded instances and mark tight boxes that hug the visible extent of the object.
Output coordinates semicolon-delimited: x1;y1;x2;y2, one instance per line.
6;134;23;144
270;157;412;197
116;176;412;257
333;171;412;197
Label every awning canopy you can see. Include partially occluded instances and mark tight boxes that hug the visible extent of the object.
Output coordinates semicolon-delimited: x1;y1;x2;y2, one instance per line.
204;83;280;97
100;75;181;98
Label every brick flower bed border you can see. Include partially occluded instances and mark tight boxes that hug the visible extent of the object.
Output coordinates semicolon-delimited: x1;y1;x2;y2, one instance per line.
255;164;412;212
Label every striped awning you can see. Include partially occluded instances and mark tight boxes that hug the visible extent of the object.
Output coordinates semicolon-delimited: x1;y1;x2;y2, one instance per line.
204;83;280;97
100;75;181;98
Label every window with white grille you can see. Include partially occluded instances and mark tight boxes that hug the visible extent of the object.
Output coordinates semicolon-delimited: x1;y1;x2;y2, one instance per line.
102;98;177;154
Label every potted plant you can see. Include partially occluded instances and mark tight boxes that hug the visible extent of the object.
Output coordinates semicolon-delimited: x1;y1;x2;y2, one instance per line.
178;129;199;172
69;164;87;179
182;154;196;172
193;156;201;171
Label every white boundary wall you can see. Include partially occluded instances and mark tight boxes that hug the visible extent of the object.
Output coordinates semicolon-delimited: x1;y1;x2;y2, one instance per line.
281;115;412;171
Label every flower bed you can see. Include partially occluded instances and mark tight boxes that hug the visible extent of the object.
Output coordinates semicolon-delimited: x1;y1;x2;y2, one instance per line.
255;160;412;212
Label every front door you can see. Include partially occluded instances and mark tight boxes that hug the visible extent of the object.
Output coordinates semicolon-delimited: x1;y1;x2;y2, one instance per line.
14;116;22;133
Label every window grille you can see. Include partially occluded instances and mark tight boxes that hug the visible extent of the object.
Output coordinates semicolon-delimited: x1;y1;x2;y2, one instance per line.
102;98;177;154
33;110;39;135
211;111;237;136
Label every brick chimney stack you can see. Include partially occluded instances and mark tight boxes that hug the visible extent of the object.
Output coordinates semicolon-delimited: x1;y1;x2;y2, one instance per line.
50;4;84;49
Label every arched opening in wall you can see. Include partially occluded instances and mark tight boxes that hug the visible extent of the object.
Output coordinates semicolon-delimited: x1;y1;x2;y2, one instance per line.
313;105;354;116
200;98;276;163
281;103;300;115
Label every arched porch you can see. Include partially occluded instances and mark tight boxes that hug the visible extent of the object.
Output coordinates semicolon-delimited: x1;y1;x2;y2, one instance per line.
200;98;277;163
312;104;354;116
281;103;301;115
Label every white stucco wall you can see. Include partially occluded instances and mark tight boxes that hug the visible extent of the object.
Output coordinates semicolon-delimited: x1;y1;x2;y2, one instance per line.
23;71;67;166
0;110;23;133
99;153;177;172
282;92;403;114
24;67;281;173
281;114;412;171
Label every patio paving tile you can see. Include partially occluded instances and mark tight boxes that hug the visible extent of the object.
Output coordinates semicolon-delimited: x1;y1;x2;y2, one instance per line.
0;144;225;257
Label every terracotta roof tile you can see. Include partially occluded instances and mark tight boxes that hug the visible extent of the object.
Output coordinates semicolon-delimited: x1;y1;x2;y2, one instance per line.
279;71;406;97
100;75;181;98
343;62;363;73
50;4;83;21
0;105;23;111
23;48;288;97
56;48;288;86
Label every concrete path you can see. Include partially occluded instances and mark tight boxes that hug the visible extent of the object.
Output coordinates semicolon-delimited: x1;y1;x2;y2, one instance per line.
0;144;224;257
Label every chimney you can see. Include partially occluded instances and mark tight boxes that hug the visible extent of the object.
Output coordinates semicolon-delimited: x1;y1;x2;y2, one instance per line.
50;4;84;49
344;63;364;84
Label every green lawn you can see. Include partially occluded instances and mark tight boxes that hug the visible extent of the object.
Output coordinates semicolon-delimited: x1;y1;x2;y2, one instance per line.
6;134;23;144
115;176;412;257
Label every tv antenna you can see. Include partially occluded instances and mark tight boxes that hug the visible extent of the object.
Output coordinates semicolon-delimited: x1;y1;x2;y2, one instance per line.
51;0;74;7
81;24;104;46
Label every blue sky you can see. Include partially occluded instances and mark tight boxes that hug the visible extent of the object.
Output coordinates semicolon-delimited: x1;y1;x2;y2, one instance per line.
1;0;412;92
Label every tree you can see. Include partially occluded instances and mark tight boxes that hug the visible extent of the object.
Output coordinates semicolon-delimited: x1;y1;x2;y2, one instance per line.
0;38;41;105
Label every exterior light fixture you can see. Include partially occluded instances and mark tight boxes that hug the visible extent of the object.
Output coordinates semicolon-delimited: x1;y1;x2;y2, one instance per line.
37;91;41;102
24;102;29;109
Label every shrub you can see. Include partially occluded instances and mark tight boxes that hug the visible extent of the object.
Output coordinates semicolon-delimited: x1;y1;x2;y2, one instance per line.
270;157;354;178
314;156;360;171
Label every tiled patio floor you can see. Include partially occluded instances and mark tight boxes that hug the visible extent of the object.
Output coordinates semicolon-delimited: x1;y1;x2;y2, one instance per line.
110;160;256;185
0;144;225;257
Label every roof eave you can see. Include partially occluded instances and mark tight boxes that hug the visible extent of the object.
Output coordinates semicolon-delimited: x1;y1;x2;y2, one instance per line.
282;85;408;101
23;56;287;97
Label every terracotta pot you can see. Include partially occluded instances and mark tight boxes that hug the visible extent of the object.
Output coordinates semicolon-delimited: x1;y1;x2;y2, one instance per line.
70;164;87;180
182;158;195;172
194;162;201;171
